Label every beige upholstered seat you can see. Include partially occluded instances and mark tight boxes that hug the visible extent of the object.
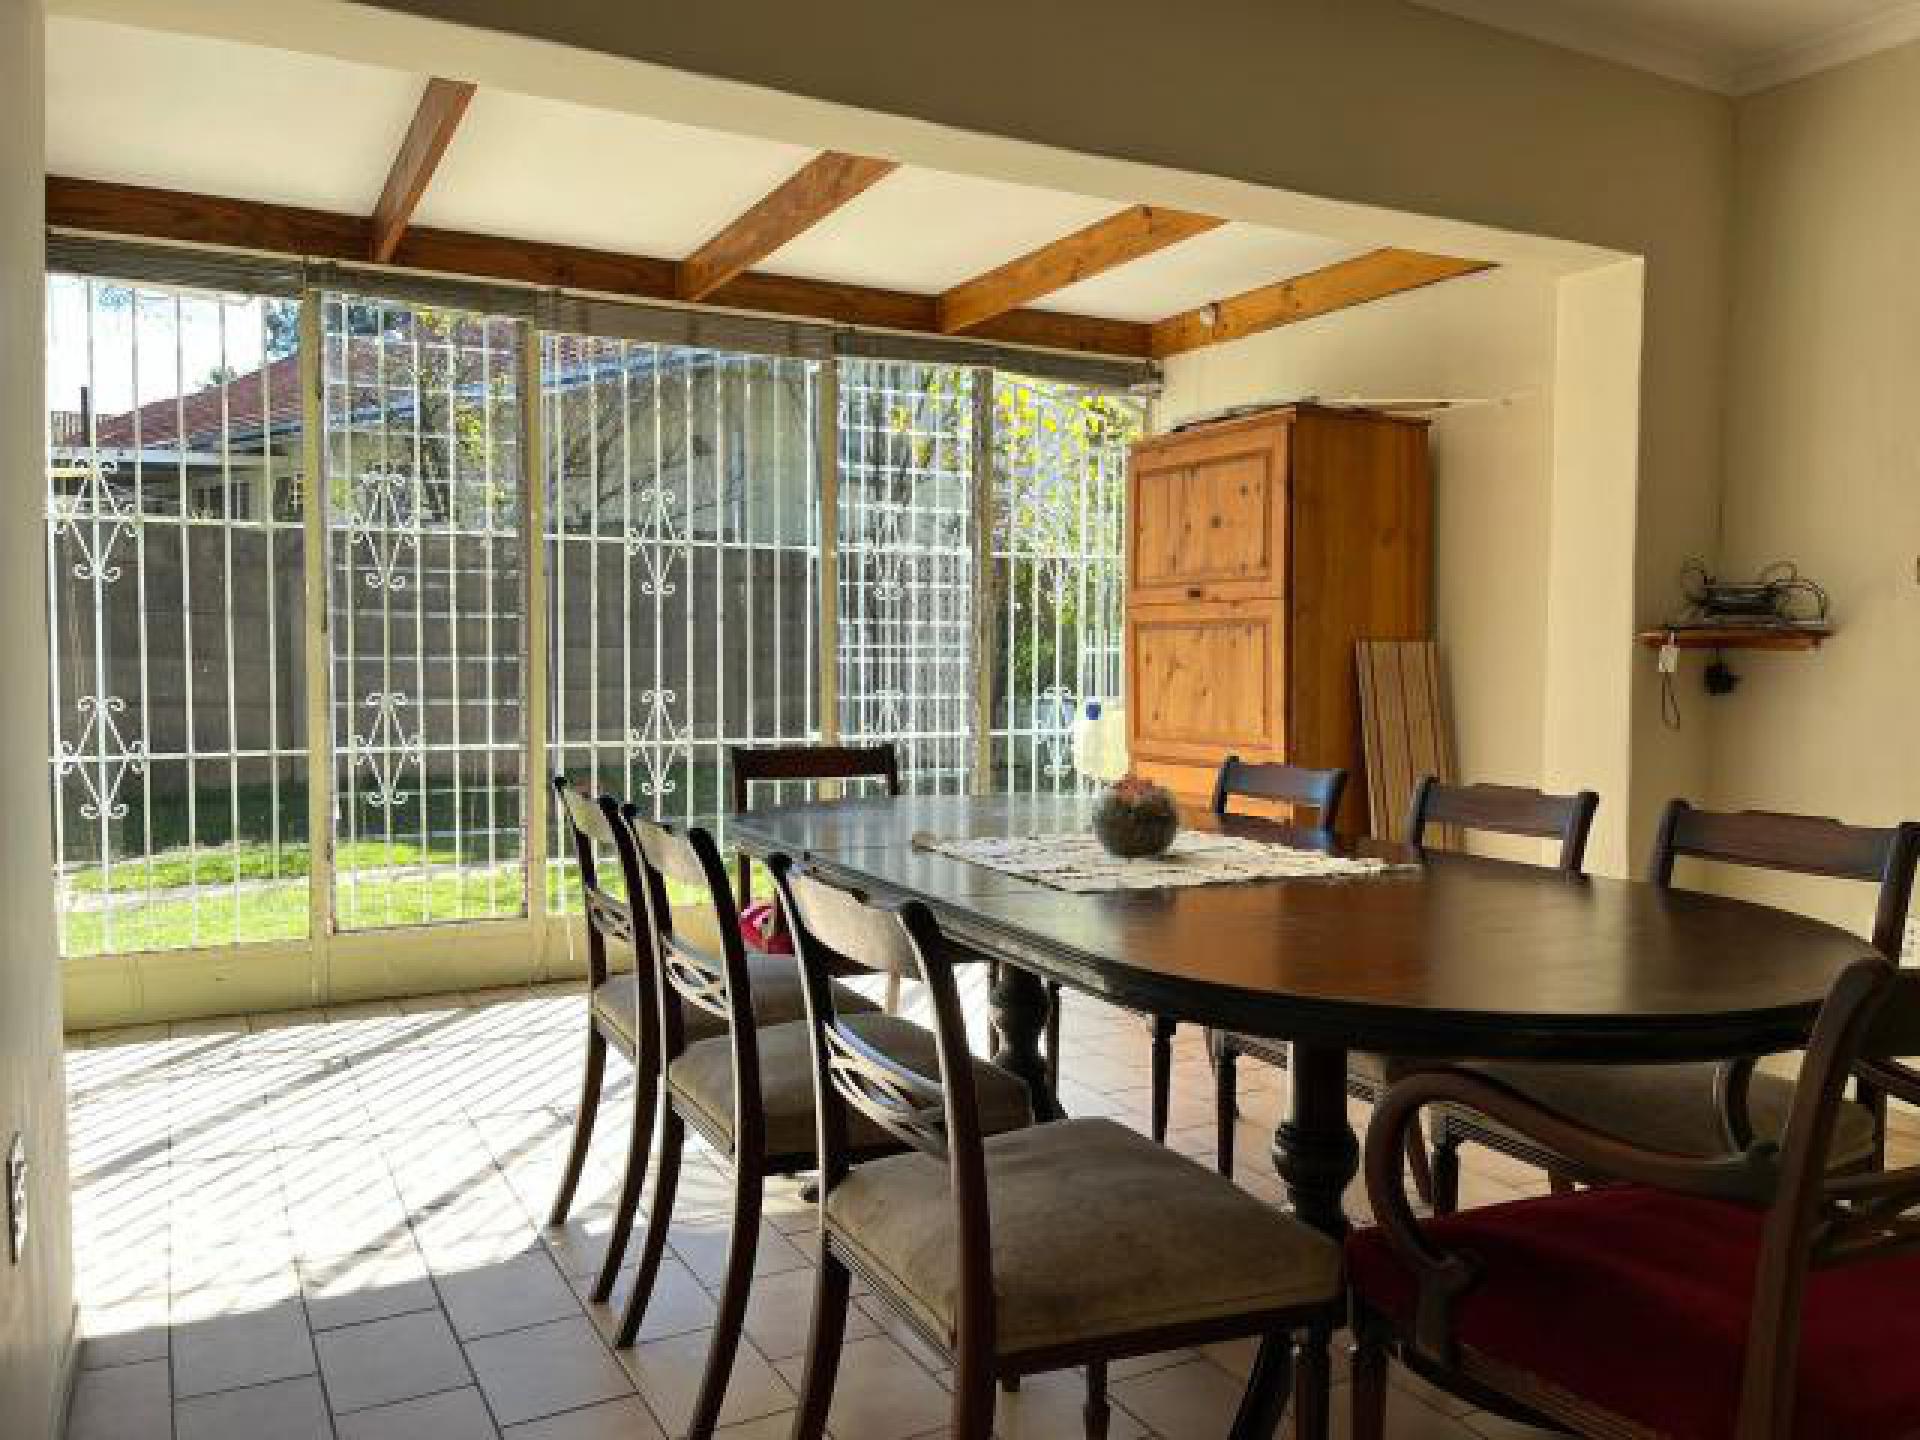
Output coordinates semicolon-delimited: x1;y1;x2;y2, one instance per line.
1448;1060;1879;1168
591;956;875;1053
667;1012;1031;1161
824;1117;1342;1355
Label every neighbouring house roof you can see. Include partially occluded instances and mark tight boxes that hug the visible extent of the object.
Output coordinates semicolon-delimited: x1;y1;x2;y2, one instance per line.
93;353;302;451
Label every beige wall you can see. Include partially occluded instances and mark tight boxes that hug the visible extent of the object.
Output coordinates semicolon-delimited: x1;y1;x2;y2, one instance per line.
2;1;77;1434
1708;40;1920;943
1154;266;1561;855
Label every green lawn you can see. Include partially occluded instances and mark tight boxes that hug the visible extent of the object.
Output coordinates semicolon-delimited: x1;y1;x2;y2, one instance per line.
58;830;731;958
58;840;572;957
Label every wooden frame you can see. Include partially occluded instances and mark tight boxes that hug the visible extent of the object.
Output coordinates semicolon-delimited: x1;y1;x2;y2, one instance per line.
937;204;1221;334
545;783;659;1314
369;77;476;263
47;178;1490;362
45;176;1152;358
1151;249;1493;357
1354;957;1920;1440
771;855;1343;1440
678;151;897;301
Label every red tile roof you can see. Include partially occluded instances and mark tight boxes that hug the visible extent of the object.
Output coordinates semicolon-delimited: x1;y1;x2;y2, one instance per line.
93;354;301;450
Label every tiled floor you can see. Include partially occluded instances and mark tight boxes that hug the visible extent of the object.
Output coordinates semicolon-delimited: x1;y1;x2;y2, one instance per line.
66;977;1593;1439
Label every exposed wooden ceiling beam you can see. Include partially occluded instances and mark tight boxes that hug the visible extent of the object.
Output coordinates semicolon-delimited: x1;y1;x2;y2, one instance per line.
676;151;898;302
368;77;477;264
1150;248;1493;357
938;205;1223;334
45;176;1152;358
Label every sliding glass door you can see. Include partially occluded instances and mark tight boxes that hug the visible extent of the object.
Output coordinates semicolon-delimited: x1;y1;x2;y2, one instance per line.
45;269;1142;973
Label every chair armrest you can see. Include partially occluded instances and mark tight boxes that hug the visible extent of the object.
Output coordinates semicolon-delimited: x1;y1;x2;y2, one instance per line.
1364;1067;1782;1363
1856;1057;1920;1109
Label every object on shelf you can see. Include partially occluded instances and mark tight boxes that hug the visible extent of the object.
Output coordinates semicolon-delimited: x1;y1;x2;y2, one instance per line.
1647;559;1833;731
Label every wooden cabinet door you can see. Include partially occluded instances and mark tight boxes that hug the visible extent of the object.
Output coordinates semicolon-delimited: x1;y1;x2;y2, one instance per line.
1127;601;1285;764
1128;421;1287;606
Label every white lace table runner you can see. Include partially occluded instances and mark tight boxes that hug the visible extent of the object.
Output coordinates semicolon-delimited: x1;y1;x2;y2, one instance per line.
925;830;1407;893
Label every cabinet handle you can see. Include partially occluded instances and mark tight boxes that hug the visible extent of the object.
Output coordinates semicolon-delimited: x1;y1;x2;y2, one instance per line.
1186;586;1203;599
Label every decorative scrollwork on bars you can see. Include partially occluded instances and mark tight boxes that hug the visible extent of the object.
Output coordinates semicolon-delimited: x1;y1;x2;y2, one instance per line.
1038;683;1077;779
355;689;423;810
625;687;688;799
54;695;148;821
345;464;420;592
627;484;683;597
49;457;133;585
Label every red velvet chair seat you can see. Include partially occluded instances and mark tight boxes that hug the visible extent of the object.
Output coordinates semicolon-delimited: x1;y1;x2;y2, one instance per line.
1347;1186;1920;1439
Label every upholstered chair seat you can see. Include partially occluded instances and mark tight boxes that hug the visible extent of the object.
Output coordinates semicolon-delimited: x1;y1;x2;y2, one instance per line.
1348;1185;1920;1438
667;1012;1029;1162
824;1116;1342;1356
590;957;874;1053
1448;1059;1879;1169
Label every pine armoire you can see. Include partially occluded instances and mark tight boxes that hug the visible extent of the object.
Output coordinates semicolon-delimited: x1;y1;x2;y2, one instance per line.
1125;404;1432;835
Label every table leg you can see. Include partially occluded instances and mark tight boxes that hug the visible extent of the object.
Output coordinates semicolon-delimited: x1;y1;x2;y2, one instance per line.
990;961;1063;1121
1271;1043;1358;1237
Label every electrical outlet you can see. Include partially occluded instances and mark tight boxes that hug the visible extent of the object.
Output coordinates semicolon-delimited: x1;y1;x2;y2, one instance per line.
5;1133;24;1265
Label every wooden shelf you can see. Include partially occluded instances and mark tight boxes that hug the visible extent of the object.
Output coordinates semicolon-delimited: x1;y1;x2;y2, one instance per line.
1636;625;1832;652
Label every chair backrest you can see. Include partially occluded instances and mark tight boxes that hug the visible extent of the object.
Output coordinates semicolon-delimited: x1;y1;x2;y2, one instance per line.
770;855;997;1351
608;808;767;1159
552;775;634;988
728;744;903;902
1211;756;1347;829
1648;800;1920;958
1738;957;1920;1435
1404;775;1600;873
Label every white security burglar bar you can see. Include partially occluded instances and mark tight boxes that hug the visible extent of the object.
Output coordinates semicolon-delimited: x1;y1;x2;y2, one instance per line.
44;272;1141;987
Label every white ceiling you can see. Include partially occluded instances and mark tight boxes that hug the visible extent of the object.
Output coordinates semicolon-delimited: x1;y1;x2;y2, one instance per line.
42;16;1370;326
1415;0;1920;93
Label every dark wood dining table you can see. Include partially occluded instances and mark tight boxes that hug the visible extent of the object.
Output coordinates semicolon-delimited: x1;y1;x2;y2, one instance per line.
731;792;1873;1236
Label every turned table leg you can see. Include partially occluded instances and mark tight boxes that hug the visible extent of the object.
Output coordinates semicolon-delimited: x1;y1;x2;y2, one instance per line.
1271;1042;1359;1237
989;960;1063;1121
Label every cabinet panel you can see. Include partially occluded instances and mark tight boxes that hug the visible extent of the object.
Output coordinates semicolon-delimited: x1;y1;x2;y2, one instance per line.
1127;603;1284;764
1129;425;1286;605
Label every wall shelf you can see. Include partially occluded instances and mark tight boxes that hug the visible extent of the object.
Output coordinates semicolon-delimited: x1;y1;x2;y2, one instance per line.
1635;625;1832;653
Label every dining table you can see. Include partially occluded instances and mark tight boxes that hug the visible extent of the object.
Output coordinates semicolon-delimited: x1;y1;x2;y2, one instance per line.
730;791;1874;1236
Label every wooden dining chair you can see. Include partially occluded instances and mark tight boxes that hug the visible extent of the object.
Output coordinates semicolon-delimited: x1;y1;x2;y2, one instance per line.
730;742;904;1010
1211;773;1599;1189
1204;759;1349;1172
1349;954;1920;1440
546;778;826;1312
1428;800;1920;1214
608;807;1030;1439
770;854;1347;1440
727;742;901;906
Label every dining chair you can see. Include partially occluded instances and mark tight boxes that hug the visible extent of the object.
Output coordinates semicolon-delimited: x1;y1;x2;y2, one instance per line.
1348;954;1920;1440
1211;773;1599;1190
1428;800;1920;1214
609;807;1031;1439
729;742;903;1010
1205;759;1349;1173
546;778;828;1312
727;742;901;906
770;853;1347;1440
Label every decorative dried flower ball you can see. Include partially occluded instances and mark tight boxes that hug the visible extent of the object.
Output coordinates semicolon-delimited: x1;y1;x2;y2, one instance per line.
1092;775;1179;858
